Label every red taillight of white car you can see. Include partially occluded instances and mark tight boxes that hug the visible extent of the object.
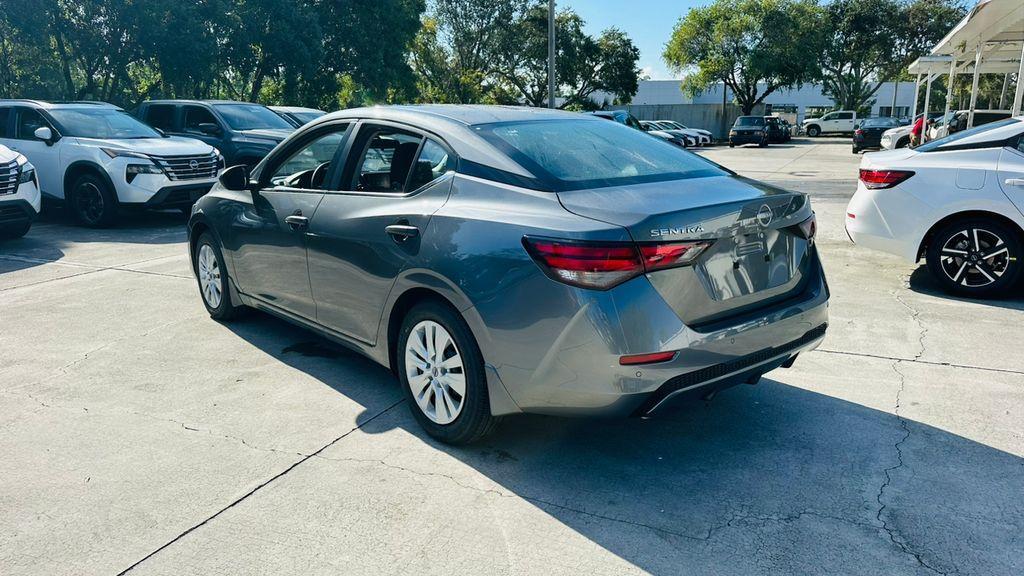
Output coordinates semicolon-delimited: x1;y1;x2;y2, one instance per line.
859;169;914;189
522;237;712;290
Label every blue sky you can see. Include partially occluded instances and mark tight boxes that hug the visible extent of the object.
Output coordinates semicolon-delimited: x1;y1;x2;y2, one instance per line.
561;0;706;80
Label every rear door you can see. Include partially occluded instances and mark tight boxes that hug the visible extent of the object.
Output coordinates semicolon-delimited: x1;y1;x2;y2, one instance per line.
306;122;456;343
835;112;855;133
229;122;352;319
997;137;1024;215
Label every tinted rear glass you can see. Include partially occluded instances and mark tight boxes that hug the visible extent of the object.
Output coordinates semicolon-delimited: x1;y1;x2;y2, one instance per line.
735;117;765;126
473;119;725;191
213;103;292;131
916;118;1020;152
862;118;898;128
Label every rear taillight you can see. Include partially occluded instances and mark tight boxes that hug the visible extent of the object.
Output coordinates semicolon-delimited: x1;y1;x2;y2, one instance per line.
859;169;914;189
523;237;712;290
854;129;864;136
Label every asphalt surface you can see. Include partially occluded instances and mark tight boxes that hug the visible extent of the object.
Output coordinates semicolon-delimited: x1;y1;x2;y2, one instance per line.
1;137;1021;575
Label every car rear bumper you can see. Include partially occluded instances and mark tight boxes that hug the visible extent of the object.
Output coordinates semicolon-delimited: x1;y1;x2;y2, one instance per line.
730;133;765;145
845;182;925;262
476;253;829;418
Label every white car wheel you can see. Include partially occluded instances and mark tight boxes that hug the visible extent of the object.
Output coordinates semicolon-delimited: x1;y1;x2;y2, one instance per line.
405;320;466;425
197;243;222;309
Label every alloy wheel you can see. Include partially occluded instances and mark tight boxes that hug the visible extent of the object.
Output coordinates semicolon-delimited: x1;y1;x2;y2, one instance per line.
939;227;1010;288
75;182;105;224
197;244;222;308
405;320;465;425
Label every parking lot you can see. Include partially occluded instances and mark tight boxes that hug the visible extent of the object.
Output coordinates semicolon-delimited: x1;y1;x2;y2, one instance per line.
1;137;1021;575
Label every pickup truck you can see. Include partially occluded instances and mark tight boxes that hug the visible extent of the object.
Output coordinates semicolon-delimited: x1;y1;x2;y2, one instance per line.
802;110;857;137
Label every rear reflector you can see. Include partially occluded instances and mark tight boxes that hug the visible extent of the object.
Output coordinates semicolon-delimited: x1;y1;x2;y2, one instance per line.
859;169;914;189
523;237;712;290
620;351;676;365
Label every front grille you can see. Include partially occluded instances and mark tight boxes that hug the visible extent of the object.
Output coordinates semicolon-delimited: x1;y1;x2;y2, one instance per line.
0;204;27;222
636;323;828;415
0;160;18;195
151;153;219;181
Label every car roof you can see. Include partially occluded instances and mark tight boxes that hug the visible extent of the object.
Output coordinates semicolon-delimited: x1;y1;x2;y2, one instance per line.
142;99;262;106
0;99;121;110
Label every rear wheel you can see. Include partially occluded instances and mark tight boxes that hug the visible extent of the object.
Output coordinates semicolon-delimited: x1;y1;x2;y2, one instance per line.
925;218;1023;298
398;301;498;444
69;173;118;227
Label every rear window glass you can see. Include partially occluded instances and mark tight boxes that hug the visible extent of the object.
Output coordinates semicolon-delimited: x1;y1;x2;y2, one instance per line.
473;119;725;191
862;118;898;128
916;118;1020;152
735;117;765;126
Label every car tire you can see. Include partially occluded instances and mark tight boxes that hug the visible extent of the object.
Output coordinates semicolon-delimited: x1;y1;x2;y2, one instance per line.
758;137;767;147
194;232;243;320
398;300;498;445
806;126;820;137
69;173;118;228
0;220;31;239
925;218;1024;298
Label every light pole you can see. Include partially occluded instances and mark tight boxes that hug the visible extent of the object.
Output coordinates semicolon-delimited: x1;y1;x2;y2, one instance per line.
548;0;556;108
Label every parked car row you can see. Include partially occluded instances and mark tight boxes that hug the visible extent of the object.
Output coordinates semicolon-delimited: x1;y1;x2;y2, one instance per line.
587;110;715;148
0;98;327;232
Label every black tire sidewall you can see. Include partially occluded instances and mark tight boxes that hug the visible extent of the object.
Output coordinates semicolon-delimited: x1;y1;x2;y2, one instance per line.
397;301;494;444
0;220;31;239
808;126;820;137
194;232;237;319
926;218;1023;298
70;173;118;227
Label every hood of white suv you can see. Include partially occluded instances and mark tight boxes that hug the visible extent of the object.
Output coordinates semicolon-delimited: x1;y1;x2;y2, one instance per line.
76;136;215;156
0;144;20;164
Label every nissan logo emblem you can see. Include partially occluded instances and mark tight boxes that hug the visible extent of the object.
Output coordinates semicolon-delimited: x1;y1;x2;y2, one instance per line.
189;160;200;170
756;204;774;227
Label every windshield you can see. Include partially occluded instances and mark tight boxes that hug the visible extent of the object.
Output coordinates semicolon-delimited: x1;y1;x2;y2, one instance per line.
290;111;324;125
916;118;1020;152
49;108;160;139
214;103;292;131
474;119;726;191
735;117;765;127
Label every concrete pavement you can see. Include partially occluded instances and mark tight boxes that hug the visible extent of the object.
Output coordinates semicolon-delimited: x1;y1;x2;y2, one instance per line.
1;138;1021;575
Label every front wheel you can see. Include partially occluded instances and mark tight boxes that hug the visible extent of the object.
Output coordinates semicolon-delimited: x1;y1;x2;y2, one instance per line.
925;218;1023;298
806;126;820;137
194;232;243;320
398;301;498;444
69;173;118;227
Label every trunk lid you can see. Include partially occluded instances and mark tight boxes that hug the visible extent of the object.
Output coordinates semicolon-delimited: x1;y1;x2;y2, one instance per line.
557;175;816;327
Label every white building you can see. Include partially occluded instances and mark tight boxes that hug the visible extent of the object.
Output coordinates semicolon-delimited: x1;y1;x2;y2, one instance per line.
620;80;918;123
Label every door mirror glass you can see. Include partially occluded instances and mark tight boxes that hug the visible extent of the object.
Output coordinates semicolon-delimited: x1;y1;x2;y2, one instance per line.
33;126;53;142
219;164;250;191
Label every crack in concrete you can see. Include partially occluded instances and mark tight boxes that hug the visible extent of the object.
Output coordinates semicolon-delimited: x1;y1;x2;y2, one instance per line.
894;282;928;361
874;361;951;576
0;253;190;293
114;398;406;575
812;348;1024;376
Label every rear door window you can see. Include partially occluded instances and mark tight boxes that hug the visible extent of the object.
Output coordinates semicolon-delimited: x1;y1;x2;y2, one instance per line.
837;112;854;120
406;139;454;192
349;126;424;193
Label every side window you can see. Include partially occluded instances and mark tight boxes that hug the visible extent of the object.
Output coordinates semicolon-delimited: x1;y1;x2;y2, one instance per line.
0;107;9;138
183;106;219;133
837;112;854;120
269;125;350;190
821;113;836;121
145;105;176;131
407;139;453;192
15;109;48;140
351;127;423;193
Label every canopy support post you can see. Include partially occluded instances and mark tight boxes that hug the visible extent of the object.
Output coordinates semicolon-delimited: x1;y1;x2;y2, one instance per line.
967;43;983;128
922;73;934;143
910;73;921;120
1013;41;1024;117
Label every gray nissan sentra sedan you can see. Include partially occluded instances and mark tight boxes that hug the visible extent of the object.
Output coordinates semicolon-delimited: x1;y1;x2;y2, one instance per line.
187;105;828;444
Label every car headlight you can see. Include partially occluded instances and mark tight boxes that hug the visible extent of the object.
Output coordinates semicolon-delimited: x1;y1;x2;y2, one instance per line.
102;147;151;160
18;165;35;185
126;163;164;183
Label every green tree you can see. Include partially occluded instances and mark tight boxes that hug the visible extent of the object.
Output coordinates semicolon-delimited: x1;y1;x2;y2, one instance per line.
663;0;824;115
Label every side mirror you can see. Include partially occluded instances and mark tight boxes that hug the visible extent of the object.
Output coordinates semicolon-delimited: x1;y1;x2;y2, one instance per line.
34;126;54;144
198;123;222;136
218;165;251;192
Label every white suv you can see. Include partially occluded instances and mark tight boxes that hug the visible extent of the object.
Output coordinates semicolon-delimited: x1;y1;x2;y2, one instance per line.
0;143;41;239
0;100;222;227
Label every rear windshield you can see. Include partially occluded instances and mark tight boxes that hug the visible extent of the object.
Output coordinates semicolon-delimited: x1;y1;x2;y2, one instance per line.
862;118;899;128
472;119;726;191
916;118;1020;152
735;117;765;126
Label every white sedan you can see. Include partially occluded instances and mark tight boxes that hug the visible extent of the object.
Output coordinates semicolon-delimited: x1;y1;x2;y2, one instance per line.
846;117;1024;297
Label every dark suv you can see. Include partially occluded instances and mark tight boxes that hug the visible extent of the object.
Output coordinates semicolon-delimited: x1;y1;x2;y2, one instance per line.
729;116;768;147
136;100;294;168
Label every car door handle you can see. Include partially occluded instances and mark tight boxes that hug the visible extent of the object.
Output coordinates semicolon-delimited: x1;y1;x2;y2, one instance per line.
1005;178;1024;187
285;215;309;230
385;224;419;240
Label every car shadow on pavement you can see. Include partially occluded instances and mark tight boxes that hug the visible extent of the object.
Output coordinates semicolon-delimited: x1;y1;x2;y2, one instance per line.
907;266;1024;311
225;309;1023;575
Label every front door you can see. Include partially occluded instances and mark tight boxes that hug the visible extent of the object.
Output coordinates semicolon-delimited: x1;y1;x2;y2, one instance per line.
306;123;456;344
229;123;351;319
8;107;62;198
